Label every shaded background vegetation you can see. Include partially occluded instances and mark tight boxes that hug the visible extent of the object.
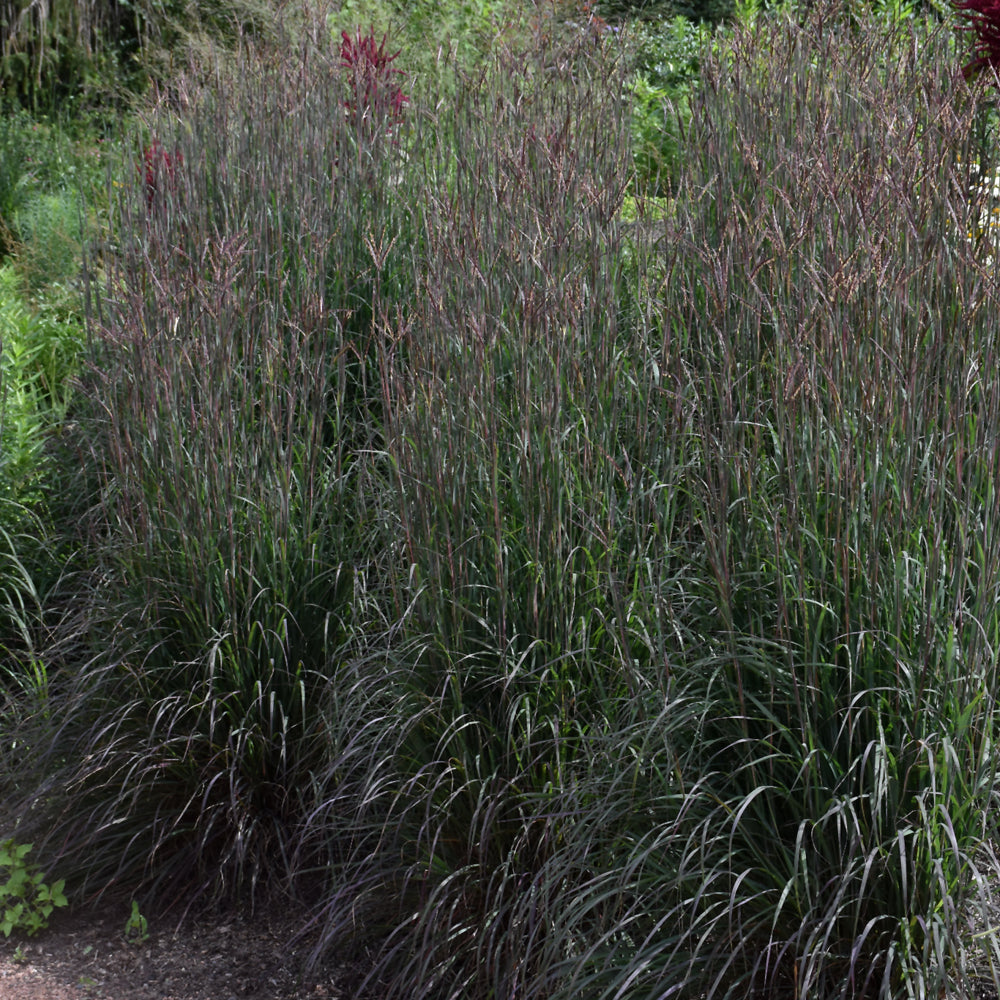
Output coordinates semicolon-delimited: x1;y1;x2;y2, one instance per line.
0;0;282;112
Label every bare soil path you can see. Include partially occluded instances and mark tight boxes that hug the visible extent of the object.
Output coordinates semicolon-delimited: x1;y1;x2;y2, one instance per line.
0;901;371;1000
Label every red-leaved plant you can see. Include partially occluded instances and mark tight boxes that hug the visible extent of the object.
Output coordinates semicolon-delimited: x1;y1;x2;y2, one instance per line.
954;0;1000;80
339;27;407;134
142;139;183;210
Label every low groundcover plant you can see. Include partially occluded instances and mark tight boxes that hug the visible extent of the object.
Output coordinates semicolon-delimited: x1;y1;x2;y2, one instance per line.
0;840;67;938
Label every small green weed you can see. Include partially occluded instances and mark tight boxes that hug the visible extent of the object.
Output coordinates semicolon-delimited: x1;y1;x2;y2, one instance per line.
124;900;148;944
0;840;67;937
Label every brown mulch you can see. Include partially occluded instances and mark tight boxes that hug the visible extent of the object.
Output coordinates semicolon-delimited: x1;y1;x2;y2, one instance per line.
5;898;1000;1000
0;899;378;1000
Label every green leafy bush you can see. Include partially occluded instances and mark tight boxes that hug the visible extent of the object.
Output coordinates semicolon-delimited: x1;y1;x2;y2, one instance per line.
0;840;67;938
0;108;34;257
0;106;111;274
622;16;710;193
1;268;52;514
598;0;734;23
0;265;83;502
13;191;89;291
0;265;79;704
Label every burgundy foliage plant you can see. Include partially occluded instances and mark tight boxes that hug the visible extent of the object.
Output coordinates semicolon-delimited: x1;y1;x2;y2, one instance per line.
339;27;407;130
142;139;183;209
954;0;1000;80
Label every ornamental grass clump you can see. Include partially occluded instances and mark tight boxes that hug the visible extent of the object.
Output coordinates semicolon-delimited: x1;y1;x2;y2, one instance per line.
296;27;657;1000
1;18;413;907
6;5;1000;998
541;9;1000;999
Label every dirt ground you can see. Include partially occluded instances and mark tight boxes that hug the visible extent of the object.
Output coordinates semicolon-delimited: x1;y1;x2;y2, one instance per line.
4;899;1000;1000
0;900;377;1000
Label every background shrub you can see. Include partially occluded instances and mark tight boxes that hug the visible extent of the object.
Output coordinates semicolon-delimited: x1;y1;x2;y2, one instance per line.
625;14;709;192
0;0;279;113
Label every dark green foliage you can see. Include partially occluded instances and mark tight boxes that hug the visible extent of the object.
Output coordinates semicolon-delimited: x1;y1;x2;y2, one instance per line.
1;0;148;112
0;0;278;114
598;0;735;25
